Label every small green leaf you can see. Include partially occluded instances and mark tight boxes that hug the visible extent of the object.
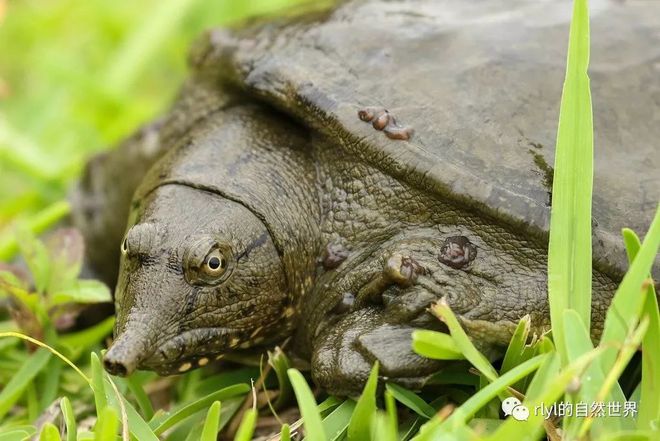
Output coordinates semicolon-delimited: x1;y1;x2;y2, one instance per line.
386;383;435;419
348;362;379;441
317;399;354;441
623;228;660;430
280;424;291;441
39;423;61;441
60;396;77;441
600;206;660;371
287;369;327;441
500;315;531;375
200;401;221;441
51;280;112;305
430;301;499;382
412;330;464;360
233;408;257;441
94;407;119;441
90;353;107;419
268;347;293;408
383;391;398;441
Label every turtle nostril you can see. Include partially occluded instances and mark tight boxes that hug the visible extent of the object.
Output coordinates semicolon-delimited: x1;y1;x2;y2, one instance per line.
103;357;128;377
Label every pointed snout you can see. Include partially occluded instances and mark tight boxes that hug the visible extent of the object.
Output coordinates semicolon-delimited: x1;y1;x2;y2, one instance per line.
103;325;150;377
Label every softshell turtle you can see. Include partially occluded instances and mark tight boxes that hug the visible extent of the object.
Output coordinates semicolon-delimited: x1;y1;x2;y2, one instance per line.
72;0;660;396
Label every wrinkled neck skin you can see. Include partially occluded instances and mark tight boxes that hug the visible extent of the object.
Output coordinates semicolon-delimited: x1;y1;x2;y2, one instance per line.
104;105;322;376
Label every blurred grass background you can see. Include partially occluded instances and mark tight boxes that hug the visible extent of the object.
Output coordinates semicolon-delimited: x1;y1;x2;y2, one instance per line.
0;0;318;242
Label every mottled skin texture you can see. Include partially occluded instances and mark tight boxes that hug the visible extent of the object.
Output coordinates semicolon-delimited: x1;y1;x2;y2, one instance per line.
71;0;658;396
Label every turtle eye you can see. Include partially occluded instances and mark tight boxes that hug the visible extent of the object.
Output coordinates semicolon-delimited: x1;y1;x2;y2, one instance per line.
120;237;129;256
184;241;234;286
202;248;227;277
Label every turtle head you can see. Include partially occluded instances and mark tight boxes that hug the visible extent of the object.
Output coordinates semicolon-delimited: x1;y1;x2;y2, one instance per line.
103;184;291;376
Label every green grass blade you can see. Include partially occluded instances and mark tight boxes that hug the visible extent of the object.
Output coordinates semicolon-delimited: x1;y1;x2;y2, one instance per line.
385;383;435;419
0;430;34;441
60;396;77;441
577;317;649;437
600;206;660;371
38;359;62;412
90;353;107;419
441;354;546;430
430;301;499;382
268;347;293;408
347;362;379;441
562;309;627;437
199;401;221;441
39;423;61;441
0;347;51;419
94;407;118;441
280;424;291;441
500;315;531;375
547;0;594;366
103;379;158;441
287;369;327;441
384;390;398;441
487;348;602;440
315;399;355;441
124;374;155;421
233;408;257;441
151;384;249;435
622;228;660;431
411;330;464;360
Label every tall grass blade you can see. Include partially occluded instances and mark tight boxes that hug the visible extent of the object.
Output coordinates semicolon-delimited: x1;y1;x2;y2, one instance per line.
150;384;248;435
200;401;221;441
315;399;355;441
599;206;660;371
429;301;499;382
94;407;119;441
287;369;326;441
38;423;61;441
60;397;77;441
280;424;291;441
385;383;435;419
347;362;379;441
562;309;628;437
90;353;108;420
547;0;594;364
233;408;256;441
622;228;660;431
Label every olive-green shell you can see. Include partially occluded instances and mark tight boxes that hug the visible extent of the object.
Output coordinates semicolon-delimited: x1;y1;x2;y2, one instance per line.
192;0;659;275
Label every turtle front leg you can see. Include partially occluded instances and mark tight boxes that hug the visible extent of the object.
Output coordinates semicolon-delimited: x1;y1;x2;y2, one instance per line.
311;305;443;397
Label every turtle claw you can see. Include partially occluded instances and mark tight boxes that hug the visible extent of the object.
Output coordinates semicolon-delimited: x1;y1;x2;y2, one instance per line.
384;254;425;287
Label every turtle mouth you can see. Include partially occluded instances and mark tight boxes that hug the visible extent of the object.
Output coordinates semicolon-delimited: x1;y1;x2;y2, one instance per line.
138;326;251;374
